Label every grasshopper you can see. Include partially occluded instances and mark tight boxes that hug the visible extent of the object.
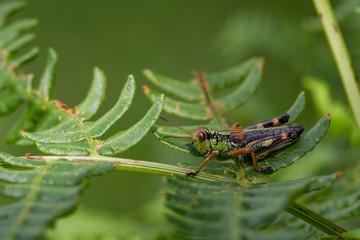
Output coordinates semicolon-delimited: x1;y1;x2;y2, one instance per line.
161;113;304;177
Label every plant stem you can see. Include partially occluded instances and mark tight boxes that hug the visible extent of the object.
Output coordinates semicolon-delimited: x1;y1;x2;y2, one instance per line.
286;202;347;239
313;0;360;131
36;155;252;187
193;70;228;128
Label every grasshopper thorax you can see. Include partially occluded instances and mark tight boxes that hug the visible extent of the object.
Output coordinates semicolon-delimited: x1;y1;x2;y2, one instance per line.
193;127;211;155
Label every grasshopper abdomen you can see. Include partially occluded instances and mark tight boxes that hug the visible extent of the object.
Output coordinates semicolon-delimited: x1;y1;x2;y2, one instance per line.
244;124;304;144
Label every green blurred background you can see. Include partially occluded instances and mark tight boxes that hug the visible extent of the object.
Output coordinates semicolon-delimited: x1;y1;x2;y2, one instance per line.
1;0;360;237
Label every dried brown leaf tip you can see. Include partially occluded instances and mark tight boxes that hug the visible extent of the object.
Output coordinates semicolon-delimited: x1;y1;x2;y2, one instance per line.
334;172;343;180
142;85;150;93
56;100;70;110
95;140;104;149
56;101;78;115
25;153;44;160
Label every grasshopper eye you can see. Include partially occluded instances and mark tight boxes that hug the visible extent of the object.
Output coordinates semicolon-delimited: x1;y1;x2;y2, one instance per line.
197;131;207;142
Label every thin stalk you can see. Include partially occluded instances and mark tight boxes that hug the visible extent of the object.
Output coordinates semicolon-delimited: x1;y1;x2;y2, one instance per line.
34;155;252;187
193;70;228;129
286;202;347;239
313;0;360;131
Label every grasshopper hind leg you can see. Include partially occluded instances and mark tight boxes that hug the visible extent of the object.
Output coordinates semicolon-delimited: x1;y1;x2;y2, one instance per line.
230;147;273;173
230;129;302;172
245;113;290;129
229;147;265;172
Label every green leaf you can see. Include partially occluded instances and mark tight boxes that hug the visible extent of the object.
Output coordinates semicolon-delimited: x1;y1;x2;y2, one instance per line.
30;111;62;134
0;1;26;28
0;90;25;116
98;94;165;155
303;76;360;145
5;49;58;144
0;152;115;240
165;173;340;240
21;65;107;145
0;18;38;48
25;76;135;143
305;170;360;222
143;69;202;102
216;57;263;111
287;91;305;122
144;86;211;120
35;142;91;156
0;8;164;157
143;57;263;120
75;67;106;120
8;46;39;69
143;58;257;102
22;75;164;156
86;74;134;138
342;228;360;239
0;0;165;161
206;58;258;92
23;73;129;144
4;33;36;54
318;236;344;240
320;191;360;221
38;48;58;98
0;74;32;116
5;103;44;144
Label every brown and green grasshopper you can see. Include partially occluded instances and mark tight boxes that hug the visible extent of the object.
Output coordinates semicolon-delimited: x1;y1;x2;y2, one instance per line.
161;113;304;177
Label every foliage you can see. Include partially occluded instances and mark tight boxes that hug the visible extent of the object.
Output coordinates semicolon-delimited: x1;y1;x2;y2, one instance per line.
303;76;360;146
141;2;360;238
312;0;360;132
143;64;355;238
0;1;359;240
0;1;164;239
143;57;263;121
165;173;340;240
0;153;115;239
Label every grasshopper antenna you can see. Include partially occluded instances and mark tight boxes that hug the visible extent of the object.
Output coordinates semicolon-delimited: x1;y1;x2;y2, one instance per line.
160;116;193;138
163;135;193;139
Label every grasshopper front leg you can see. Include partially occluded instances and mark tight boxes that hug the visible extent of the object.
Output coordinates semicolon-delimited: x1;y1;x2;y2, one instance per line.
186;151;218;177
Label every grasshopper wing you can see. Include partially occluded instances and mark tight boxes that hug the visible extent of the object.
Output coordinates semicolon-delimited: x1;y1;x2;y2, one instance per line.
230;123;246;141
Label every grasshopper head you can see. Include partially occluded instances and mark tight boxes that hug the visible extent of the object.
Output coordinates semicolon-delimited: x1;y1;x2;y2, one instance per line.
193;127;211;155
160;117;211;155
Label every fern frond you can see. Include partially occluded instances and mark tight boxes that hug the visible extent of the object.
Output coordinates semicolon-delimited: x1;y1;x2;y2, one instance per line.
0;152;115;240
21;75;163;156
141;25;342;239
143;57;263;121
302;166;360;223
0;2;352;240
0;1;164;156
0;2;167;238
164;173;341;240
